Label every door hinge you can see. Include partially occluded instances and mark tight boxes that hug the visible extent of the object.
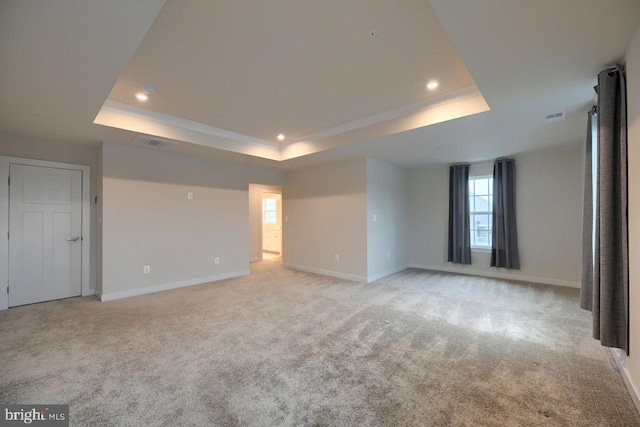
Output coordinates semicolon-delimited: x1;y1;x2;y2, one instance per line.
6;286;8;294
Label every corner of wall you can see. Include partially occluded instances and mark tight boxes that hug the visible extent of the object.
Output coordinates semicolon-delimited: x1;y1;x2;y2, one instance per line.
623;19;640;404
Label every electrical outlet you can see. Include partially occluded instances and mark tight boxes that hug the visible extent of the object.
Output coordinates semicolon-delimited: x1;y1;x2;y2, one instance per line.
214;257;220;265
387;252;391;259
187;192;194;200
335;254;339;262
143;265;151;274
373;214;377;222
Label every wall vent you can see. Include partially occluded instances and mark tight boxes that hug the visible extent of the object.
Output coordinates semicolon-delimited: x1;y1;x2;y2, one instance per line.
132;135;177;149
545;111;566;122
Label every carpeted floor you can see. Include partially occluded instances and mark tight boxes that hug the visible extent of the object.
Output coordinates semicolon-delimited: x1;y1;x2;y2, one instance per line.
1;260;639;426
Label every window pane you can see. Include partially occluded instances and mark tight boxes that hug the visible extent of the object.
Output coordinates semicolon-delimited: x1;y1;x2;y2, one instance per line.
265;199;276;210
475;178;489;195
477;214;490;229
474;196;490;212
474;214;490;247
469;176;494;248
264;211;276;223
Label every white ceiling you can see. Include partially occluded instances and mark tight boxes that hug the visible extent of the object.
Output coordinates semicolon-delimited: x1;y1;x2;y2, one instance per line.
1;0;640;171
107;0;476;144
0;0;164;146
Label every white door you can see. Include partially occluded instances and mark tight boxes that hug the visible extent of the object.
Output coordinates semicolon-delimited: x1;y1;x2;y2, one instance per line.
9;164;83;306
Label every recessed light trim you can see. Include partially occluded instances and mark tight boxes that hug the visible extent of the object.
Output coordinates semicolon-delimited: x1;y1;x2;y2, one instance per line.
135;84;157;102
277;134;285;141
142;84;157;95
426;80;439;90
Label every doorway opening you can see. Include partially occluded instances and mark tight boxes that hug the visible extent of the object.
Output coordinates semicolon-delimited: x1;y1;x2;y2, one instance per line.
248;184;282;265
261;192;282;262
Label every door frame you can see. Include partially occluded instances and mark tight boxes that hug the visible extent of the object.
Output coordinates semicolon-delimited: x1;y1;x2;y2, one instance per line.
0;156;91;310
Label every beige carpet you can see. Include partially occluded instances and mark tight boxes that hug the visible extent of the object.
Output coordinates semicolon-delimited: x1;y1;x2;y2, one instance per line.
1;260;639;426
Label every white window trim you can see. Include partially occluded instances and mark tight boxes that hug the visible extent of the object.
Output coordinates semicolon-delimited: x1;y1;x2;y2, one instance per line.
262;197;277;224
469;173;493;250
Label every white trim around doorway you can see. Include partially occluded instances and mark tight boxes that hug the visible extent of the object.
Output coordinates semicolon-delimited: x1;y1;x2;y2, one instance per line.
0;156;91;310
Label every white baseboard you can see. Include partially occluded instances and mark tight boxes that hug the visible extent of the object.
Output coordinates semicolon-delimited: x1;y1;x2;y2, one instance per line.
409;263;580;288
84;289;96;296
282;263;367;282
367;265;410;283
249;257;262;263
98;270;249;302
611;348;640;414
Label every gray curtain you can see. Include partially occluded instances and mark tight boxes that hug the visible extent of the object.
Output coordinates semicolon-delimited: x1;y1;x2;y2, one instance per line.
448;164;471;264
589;65;629;354
580;110;595;311
491;159;520;269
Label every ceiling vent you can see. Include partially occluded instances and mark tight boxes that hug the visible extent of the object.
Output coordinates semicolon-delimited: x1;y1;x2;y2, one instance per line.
545;111;566;122
132;135;177;149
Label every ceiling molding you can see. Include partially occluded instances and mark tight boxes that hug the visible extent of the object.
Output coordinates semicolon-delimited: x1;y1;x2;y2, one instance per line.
94;101;282;161
281;85;483;148
98;100;281;149
95;85;489;162
280;90;490;161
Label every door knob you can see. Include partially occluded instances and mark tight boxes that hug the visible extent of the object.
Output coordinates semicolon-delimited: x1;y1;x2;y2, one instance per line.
66;237;80;242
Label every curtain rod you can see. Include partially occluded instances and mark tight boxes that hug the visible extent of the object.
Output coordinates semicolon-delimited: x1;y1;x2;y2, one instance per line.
602;63;624;72
450;161;492;167
450;158;514;167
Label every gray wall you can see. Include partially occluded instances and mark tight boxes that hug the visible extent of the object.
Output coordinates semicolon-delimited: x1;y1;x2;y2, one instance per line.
366;158;409;280
624;20;640;401
0;133;100;292
283;158;368;281
101;142;283;297
96;143;103;294
408;146;583;286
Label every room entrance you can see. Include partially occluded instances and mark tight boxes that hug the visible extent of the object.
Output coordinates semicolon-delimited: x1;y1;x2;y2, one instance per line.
0;157;92;309
261;192;282;260
248;184;283;264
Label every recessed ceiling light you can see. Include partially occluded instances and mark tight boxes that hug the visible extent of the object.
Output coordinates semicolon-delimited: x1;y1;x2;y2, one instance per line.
426;80;439;90
277;134;285;141
135;84;157;102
